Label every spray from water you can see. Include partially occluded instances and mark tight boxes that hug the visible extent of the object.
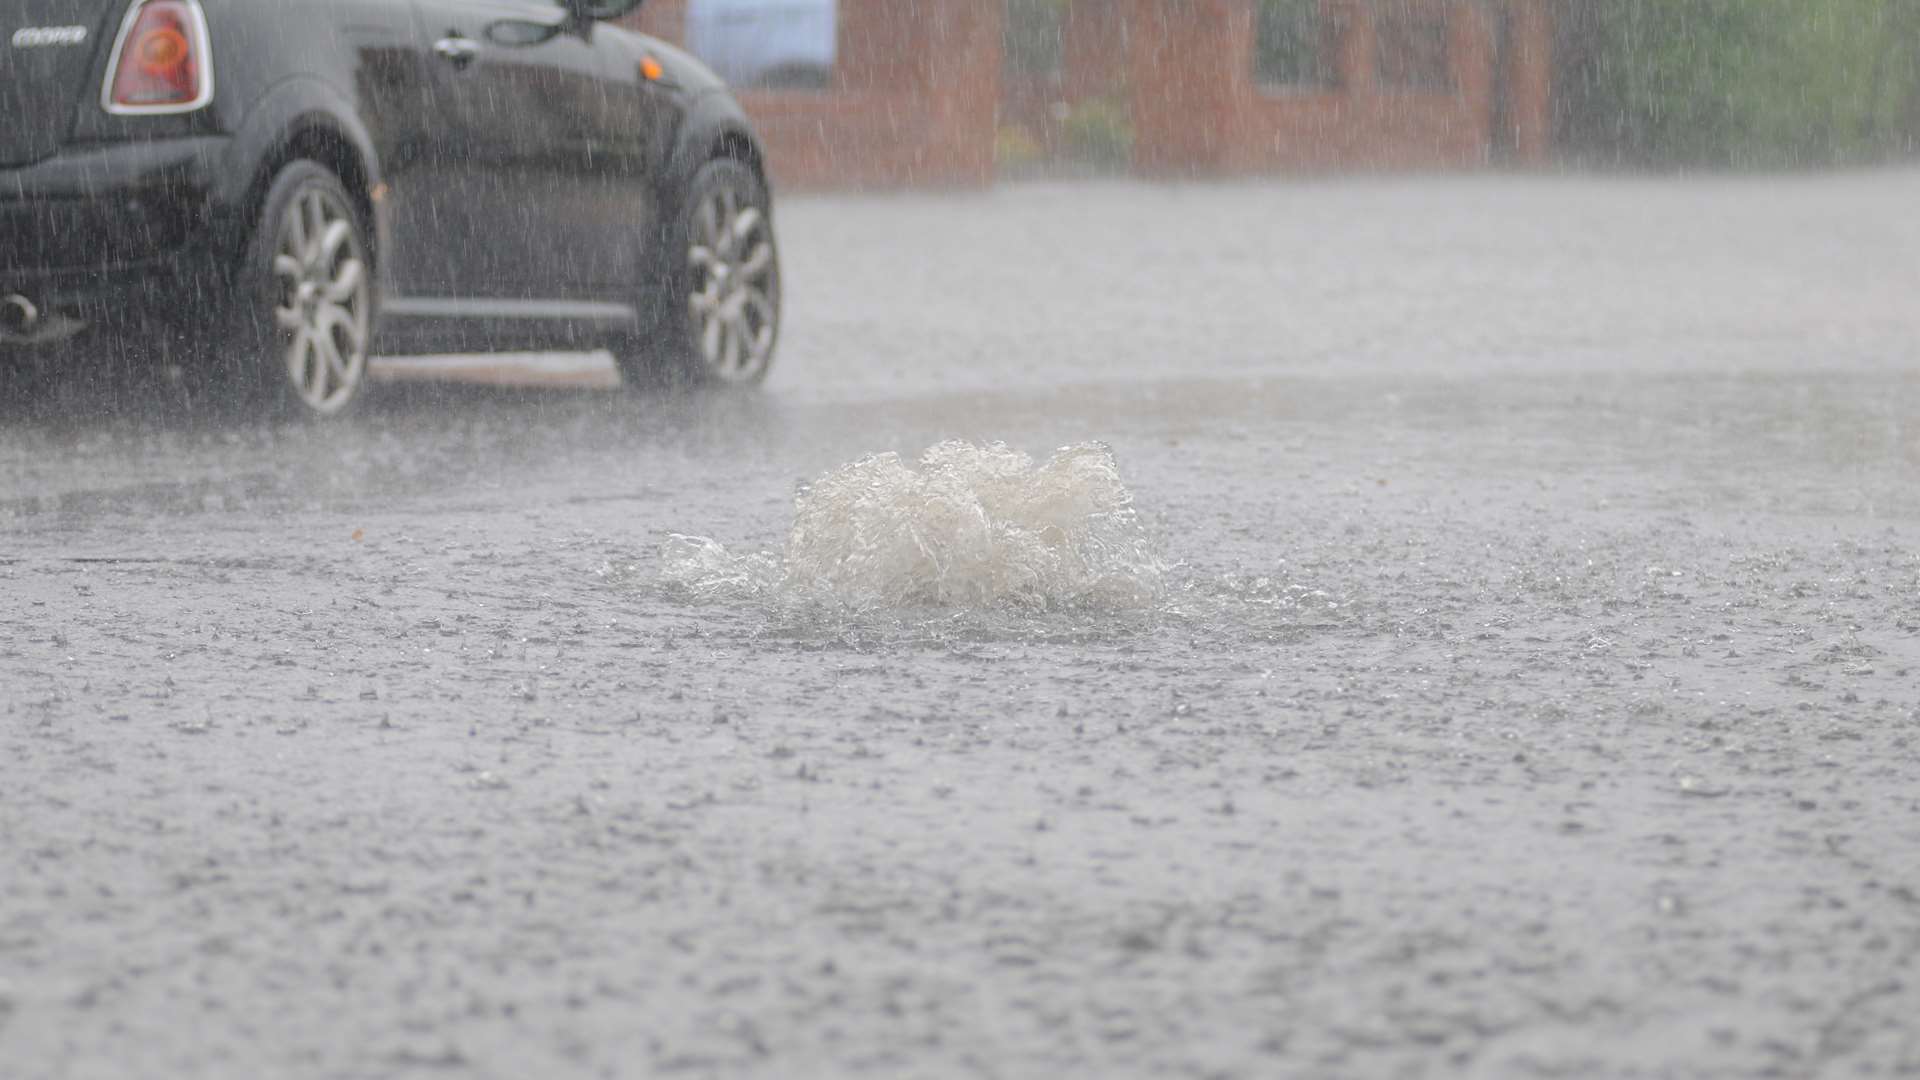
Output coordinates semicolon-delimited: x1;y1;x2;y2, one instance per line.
661;440;1165;612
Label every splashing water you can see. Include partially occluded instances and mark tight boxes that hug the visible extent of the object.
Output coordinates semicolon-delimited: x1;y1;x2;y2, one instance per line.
661;441;1165;612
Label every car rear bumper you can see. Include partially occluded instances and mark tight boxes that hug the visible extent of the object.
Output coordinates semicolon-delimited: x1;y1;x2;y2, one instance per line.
1;136;241;328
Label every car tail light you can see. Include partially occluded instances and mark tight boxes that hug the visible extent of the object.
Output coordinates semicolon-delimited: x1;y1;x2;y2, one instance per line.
103;0;213;114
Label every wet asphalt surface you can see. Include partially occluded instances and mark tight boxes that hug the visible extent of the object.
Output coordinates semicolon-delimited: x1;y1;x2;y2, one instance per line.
3;173;1920;1079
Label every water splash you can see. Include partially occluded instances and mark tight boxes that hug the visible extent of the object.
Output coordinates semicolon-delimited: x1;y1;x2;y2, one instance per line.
661;441;1165;612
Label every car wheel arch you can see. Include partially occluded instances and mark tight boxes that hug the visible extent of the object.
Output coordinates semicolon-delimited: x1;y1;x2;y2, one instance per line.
646;106;772;281
658;125;768;229
225;80;383;270
711;129;769;195
255;123;376;260
666;92;770;200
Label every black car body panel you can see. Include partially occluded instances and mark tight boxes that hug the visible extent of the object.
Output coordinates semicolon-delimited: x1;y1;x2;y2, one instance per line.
1;0;771;357
0;1;123;168
0;136;233;332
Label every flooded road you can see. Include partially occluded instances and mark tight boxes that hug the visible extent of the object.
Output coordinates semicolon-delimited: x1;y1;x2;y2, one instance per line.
4;174;1920;1078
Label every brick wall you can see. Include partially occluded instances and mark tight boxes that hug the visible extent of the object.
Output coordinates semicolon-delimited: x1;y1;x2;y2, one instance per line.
627;0;1553;187
1504;0;1553;164
627;0;1001;190
1128;0;1510;176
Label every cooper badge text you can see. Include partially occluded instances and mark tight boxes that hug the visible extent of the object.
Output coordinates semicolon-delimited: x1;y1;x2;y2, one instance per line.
11;26;90;48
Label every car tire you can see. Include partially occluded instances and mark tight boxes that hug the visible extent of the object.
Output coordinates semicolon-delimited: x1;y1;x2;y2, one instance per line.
616;157;781;390
221;160;377;418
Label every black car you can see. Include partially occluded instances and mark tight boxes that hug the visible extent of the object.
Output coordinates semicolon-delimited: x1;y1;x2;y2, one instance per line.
1;0;782;415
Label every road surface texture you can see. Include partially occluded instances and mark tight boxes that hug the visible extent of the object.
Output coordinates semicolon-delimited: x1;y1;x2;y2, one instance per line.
4;174;1920;1079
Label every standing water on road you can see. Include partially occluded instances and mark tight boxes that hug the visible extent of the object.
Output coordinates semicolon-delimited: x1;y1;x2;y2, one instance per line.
6;171;1920;1079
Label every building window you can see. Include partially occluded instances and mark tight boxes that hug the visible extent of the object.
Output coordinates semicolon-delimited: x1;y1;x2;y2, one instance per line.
685;0;839;91
1005;0;1068;78
1255;0;1335;89
1375;0;1451;92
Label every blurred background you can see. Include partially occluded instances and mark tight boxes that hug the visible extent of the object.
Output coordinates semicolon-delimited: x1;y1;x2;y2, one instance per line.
624;0;1920;188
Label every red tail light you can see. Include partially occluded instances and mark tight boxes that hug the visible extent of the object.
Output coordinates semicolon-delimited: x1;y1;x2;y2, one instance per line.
104;0;213;114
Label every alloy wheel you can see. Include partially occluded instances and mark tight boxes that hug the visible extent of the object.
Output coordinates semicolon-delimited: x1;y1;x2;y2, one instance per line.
270;186;370;415
687;185;778;383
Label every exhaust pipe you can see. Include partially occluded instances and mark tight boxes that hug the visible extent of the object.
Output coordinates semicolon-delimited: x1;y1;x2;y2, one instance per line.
1;294;37;339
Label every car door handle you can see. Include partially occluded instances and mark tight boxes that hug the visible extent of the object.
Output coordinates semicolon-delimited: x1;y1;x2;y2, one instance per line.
433;36;480;68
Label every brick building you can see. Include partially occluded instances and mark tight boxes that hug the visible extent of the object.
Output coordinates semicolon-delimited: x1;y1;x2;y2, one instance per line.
628;0;1002;188
627;0;1554;188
